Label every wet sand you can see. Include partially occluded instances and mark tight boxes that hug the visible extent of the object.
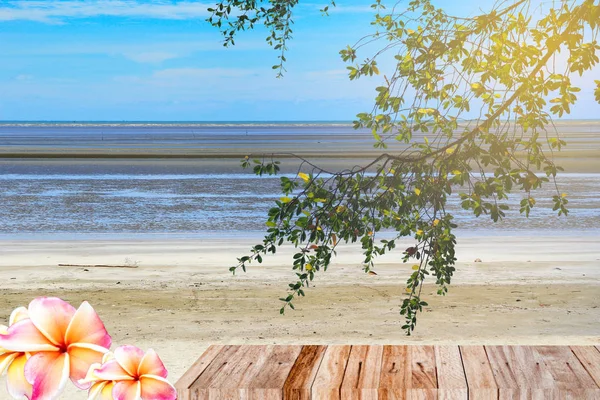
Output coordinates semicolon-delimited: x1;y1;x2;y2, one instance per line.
0;235;599;397
1;122;599;397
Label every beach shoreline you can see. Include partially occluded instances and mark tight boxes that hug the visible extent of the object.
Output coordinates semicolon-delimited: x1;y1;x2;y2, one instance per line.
1;234;599;397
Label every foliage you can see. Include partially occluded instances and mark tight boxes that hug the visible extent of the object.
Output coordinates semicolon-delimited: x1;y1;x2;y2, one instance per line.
213;0;600;334
207;0;335;77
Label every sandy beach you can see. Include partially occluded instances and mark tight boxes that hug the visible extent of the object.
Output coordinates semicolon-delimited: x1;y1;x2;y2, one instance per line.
1;122;600;397
1;234;599;396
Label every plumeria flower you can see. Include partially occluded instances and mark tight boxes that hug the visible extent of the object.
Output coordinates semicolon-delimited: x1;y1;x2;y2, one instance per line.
0;297;111;400
80;352;116;400
91;345;176;400
0;307;33;399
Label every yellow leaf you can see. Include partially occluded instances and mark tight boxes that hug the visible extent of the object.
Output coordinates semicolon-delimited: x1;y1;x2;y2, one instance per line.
414;188;421;196
280;197;292;203
336;205;346;213
331;233;338;246
405;287;413;293
452;170;461;175
305;263;313;271
412;264;420;270
316;226;322;231
314;198;327;203
406;29;415;34
471;83;481;90
298;172;310;182
561;193;568;198
433;219;440;227
446;147;455;155
416;229;424;236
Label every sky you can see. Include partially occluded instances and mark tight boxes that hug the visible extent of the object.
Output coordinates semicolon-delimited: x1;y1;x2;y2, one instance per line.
0;0;598;121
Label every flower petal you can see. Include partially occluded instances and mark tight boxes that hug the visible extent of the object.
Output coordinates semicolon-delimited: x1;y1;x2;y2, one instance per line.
89;381;115;400
68;343;108;390
6;353;32;399
137;349;167;378
25;351;70;400
65;302;111;349
79;362;102;385
1;324;9;335
113;380;141;400
0;319;58;353
9;307;29;326
114;346;144;378
28;297;76;347
93;359;134;382
139;375;176;400
101;352;114;364
0;352;19;376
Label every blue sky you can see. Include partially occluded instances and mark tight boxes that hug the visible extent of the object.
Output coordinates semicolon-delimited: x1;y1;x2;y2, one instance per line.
0;0;598;121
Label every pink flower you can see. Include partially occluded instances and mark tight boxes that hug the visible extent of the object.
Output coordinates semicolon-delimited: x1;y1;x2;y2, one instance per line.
80;352;116;400
89;345;176;400
0;307;33;399
0;297;111;400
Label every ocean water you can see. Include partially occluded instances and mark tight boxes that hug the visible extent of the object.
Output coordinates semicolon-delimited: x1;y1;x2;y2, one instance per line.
1;122;599;238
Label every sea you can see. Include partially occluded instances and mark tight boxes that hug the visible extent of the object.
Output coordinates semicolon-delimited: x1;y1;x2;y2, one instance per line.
1;121;599;239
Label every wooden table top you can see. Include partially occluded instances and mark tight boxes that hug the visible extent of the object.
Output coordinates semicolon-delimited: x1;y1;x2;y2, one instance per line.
175;344;600;399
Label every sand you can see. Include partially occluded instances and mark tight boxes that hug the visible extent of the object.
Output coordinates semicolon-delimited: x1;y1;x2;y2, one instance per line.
1;121;600;397
0;234;599;397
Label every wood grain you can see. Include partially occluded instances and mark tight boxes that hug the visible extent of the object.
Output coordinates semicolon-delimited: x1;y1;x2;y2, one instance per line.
190;345;246;400
340;345;383;400
178;344;600;400
379;345;410;400
248;345;302;400
409;345;437;400
175;345;224;400
283;345;327;400
435;345;467;400
459;345;497;400
211;345;272;400
571;346;600;388
533;346;597;390
312;345;352;400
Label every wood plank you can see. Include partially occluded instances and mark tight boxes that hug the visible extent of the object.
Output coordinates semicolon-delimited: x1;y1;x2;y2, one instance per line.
190;345;245;400
207;345;272;400
487;346;557;399
248;345;303;400
179;344;600;400
175;345;225;400
436;345;467;400
379;345;410;400
409;345;437;400
485;346;519;390
459;345;498;400
283;345;327;400
571;346;600;388
312;345;352;400
340;345;383;400
533;346;598;390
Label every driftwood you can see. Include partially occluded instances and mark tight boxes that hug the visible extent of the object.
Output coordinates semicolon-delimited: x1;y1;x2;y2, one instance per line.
58;263;138;269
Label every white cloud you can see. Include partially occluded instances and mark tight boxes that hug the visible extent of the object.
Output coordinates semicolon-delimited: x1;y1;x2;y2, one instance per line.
0;1;213;23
